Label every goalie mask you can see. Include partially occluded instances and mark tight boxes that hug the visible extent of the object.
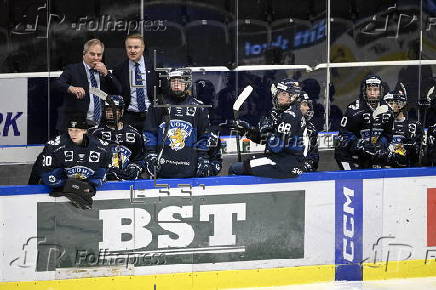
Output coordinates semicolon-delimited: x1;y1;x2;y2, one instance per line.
384;89;407;116
272;78;301;111
360;74;384;110
104;95;124;126
168;69;192;100
298;92;314;120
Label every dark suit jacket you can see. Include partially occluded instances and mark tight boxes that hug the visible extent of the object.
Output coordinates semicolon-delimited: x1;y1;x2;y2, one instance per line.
53;62;121;130
112;57;158;111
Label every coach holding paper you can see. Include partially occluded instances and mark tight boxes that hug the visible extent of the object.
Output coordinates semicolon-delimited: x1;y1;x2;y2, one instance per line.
54;38;121;131
113;34;157;132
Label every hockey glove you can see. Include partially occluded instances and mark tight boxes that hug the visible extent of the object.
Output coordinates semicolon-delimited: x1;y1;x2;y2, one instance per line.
144;153;159;177
51;179;95;209
228;120;255;137
302;160;315;172
196;157;214;177
125;163;142;179
259;116;275;135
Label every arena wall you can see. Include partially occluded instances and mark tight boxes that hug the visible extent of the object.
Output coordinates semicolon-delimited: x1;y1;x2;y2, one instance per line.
1;168;436;289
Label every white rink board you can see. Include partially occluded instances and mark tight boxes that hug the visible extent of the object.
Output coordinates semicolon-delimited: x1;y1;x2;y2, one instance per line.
0;180;336;282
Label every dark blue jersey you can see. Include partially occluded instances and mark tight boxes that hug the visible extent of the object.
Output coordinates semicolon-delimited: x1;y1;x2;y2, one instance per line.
39;134;111;189
89;124;145;169
144;95;210;178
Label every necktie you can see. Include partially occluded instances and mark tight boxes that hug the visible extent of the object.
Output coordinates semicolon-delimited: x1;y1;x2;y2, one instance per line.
135;63;147;112
89;69;101;122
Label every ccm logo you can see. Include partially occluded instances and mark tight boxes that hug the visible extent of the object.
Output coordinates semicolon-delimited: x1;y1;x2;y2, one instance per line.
343;187;355;262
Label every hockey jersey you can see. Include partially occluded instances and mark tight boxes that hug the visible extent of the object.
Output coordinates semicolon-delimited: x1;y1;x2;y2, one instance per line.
144;95;210;178
39;134;111;188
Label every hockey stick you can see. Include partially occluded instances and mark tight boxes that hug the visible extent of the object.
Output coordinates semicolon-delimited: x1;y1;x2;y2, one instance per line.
232;85;254;162
418;85;435;165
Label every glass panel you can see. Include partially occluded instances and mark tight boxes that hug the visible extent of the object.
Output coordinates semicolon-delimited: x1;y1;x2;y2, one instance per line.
330;0;421;63
1;0;49;73
330;65;422;128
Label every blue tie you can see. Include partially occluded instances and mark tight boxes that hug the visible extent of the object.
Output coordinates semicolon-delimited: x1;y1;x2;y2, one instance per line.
135;62;147;112
89;69;101;122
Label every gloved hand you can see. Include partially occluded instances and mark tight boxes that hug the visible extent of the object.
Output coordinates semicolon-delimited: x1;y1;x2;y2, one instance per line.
125;163;142;179
196;156;214;177
302;161;315;172
51;179;95;209
259;116;275;135
353;138;369;153
228;120;254;137
387;144;407;166
106;167;125;180
144;153;159;177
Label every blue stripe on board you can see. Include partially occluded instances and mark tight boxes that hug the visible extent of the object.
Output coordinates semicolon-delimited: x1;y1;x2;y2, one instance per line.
1;167;436;196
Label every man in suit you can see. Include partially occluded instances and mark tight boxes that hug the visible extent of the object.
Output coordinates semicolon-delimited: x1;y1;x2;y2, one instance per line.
113;34;157;132
53;38;121;132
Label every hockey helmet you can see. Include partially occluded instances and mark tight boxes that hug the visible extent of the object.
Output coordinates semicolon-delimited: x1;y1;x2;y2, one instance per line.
104;95;125;125
298;91;314;120
360;74;384;110
383;87;407;115
169;68;192;99
272;78;301;111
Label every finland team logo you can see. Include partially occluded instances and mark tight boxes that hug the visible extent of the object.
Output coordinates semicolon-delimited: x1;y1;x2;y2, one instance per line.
167;120;193;151
66;166;95;179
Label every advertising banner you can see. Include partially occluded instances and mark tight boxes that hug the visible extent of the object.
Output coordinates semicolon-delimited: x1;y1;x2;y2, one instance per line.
35;191;305;271
0;78;27;145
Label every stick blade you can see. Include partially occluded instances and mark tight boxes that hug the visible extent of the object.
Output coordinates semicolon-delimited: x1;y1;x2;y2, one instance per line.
233;85;253;111
89;87;108;100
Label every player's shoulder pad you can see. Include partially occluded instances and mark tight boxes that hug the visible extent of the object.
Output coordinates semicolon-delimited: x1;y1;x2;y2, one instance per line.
126;125;141;134
88;133;110;146
347;99;361;109
283;107;297;118
46;135;63;146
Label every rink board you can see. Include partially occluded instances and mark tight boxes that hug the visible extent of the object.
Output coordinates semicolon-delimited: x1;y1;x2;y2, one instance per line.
1;168;436;289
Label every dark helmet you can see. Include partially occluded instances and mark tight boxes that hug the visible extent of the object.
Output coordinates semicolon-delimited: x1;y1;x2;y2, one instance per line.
104;95;124;125
105;95;125;109
360;74;384;110
168;68;192;99
272;78;301;111
298;91;314;120
67;114;89;130
383;86;407;115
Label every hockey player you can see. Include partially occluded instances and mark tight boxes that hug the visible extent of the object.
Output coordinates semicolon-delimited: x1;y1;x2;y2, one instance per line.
382;88;423;167
143;69;211;178
89;95;145;180
228;78;306;179
299;92;319;172
37;116;111;208
335;74;394;170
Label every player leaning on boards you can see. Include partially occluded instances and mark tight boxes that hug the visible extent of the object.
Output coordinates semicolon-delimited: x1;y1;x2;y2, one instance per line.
89;95;146;180
113;34;158;132
143;69;213;179
37;115;111;209
228;78;306;179
53;39;121;132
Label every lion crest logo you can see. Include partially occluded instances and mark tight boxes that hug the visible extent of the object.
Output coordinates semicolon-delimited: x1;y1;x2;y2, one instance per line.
167;120;193;151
